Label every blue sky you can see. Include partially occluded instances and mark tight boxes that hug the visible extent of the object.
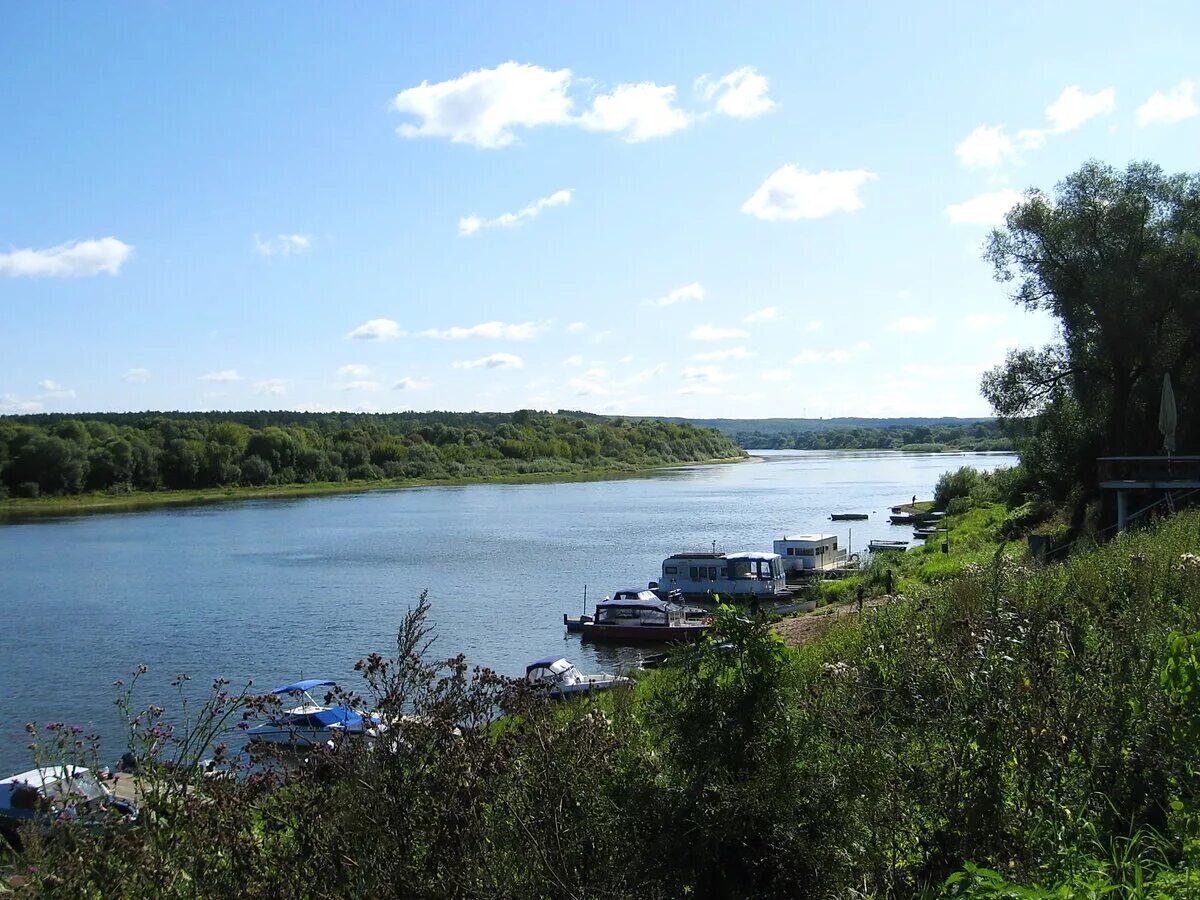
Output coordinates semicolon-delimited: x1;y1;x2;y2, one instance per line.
2;2;1198;418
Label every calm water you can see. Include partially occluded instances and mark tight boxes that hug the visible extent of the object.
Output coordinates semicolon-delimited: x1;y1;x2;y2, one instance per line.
0;450;1014;773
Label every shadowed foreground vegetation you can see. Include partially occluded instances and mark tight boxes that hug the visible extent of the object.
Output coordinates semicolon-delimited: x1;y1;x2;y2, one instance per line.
0;410;743;510
8;510;1200;897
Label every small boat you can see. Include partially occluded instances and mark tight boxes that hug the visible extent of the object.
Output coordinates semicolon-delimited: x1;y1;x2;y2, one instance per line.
246;679;378;748
566;596;711;643
889;513;918;525
1;766;137;849
830;513;869;521
913;527;938;539
869;540;909;552
525;657;633;699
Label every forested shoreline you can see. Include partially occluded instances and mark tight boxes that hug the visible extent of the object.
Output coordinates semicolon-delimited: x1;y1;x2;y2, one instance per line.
0;411;743;500
730;419;1011;452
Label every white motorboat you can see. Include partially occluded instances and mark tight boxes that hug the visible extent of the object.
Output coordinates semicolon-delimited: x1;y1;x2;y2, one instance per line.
524;657;633;699
246;679;378;748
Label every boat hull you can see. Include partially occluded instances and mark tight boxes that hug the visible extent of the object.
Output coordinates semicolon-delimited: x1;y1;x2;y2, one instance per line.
830;513;869;521
577;623;710;643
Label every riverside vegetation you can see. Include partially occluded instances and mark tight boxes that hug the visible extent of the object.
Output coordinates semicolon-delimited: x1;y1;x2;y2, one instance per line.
6;509;1200;896
5;158;1200;895
0;411;743;511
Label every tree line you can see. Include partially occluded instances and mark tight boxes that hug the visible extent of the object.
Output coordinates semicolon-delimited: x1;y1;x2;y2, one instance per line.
732;420;1011;451
0;411;742;499
982;159;1200;521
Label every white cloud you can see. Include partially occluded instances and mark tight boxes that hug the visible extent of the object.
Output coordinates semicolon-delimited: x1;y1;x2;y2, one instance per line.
889;315;936;334
393;376;431;391
255;378;289;396
0;237;132;277
347;318;405;341
1137;80;1198;125
580;82;690;142
392;62;575;148
1017;85;1115;148
458;188;573;236
962;313;1005;331
199;369;242;382
742;166;876;221
37;379;76;399
420;320;542;340
565;321;586;333
591;330;612;344
647;282;705;307
792;341;870;364
452;352;524;370
760;369;791;383
742;305;777;323
955;124;1013;169
338;364;370;378
680;365;735;383
696;66;775;118
564;354;584;367
807;320;823;332
122;368;150;383
689;324;749;341
254;233;312;256
0;393;43;413
692;346;754;362
340;380;381;392
946;189;1023;226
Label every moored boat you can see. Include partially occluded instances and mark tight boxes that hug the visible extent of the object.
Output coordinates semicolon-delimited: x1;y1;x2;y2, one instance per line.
830;513;869;521
1;766;137;850
525;657;633;699
869;539;909;552
567;596;711;643
246;679;379;749
655;551;791;602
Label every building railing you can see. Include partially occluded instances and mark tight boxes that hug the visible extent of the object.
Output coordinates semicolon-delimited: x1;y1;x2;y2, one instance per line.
1098;455;1200;485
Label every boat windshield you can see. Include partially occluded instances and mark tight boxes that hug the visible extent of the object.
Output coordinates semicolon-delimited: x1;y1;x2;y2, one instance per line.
596;604;668;625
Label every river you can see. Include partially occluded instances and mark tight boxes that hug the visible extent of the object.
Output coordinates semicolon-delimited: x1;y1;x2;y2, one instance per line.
0;450;1015;773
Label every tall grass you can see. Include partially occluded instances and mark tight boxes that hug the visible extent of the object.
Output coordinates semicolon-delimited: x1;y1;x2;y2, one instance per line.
7;514;1200;896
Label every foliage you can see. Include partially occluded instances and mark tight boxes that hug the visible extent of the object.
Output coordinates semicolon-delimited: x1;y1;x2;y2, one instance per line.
10;512;1200;896
0;411;742;499
982;160;1200;507
729;419;1011;452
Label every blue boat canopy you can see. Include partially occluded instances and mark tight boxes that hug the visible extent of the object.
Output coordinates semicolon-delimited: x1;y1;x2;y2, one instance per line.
272;679;337;694
310;706;363;728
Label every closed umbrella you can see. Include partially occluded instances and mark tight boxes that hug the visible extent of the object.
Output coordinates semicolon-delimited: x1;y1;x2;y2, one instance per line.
1159;372;1177;456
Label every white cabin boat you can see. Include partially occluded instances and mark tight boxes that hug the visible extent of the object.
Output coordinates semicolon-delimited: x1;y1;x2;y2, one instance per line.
656;551;790;602
773;534;849;574
525;657;633;699
245;679;379;749
1;766;137;848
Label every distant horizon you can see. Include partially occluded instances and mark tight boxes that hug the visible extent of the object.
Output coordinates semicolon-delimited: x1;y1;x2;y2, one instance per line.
0;408;994;423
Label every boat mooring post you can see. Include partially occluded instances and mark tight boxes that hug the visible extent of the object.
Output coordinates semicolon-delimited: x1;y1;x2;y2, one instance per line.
583;584;587;614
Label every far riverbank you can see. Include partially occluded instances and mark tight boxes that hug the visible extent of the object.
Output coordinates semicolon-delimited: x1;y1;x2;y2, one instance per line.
0;455;748;522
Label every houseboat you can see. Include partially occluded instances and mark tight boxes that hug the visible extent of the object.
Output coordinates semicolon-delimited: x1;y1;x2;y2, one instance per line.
773;534;849;576
655;551;791;602
566;596;711;643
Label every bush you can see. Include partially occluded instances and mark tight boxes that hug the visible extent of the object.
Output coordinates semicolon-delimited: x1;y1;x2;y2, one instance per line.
934;466;982;509
238;455;272;486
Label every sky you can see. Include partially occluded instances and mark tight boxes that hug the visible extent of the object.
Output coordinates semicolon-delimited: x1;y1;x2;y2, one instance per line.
2;2;1198;419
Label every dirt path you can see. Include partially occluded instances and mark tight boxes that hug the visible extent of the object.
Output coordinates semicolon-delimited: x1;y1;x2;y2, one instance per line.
772;596;893;649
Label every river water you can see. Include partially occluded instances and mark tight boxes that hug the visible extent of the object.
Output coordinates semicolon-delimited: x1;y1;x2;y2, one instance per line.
0;450;1015;773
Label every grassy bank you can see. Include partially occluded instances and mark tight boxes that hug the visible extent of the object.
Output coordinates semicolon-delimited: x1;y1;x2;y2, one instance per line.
0;455;747;520
9;509;1200;896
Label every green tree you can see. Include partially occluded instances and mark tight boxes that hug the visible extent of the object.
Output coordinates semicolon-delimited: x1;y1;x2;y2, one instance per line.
982;160;1200;503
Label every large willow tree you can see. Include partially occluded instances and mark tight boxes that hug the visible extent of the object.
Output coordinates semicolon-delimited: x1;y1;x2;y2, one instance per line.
982;160;1200;504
